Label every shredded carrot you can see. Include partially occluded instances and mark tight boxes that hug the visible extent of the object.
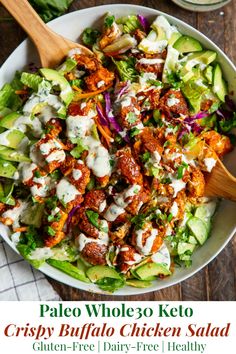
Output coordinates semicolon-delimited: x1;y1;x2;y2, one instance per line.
15;90;28;95
13;227;28;232
74;83;113;101
94;116;113;147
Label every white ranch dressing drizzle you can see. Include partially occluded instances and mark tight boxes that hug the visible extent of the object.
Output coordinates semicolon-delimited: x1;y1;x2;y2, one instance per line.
169;201;179;217
113;185;141;208
66;111;96;139
98;200;107;213
138;58;165;65
2;201;28;228
151;243;171;268
31;176;52;198
104;203;125;222
72;169;82;180
46;150;65;163
204;157;216;172
20;162;37;182
29;247;54;260
135;226;158;255
56;178;80;204
170;177;186;197
76;231;109;252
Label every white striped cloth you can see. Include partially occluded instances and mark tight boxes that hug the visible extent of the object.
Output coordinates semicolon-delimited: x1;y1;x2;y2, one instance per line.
0;238;61;301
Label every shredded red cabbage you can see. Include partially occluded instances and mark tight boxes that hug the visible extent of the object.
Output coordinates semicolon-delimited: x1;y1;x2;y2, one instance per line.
96;104;109;126
66;204;81;233
103;92;130;142
116;83;129;99
178;126;190;139
28;62;39;73
184;111;208;123
137;14;150;33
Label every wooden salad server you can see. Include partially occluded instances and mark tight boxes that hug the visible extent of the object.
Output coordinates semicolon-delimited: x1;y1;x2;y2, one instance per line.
0;0;93;68
205;157;236;202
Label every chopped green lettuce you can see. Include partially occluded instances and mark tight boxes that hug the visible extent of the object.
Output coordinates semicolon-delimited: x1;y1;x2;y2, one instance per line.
117;15;141;33
113;57;138;82
82;28;101;46
21;72;43;91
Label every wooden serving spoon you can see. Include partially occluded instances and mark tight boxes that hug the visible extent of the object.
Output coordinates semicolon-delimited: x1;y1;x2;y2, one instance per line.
205;157;236;202
0;0;93;68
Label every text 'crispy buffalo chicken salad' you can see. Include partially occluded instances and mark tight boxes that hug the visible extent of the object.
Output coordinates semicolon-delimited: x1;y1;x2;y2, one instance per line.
0;13;235;293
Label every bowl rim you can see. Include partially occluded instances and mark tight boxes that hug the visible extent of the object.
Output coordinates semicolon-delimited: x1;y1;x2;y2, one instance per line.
0;3;235;296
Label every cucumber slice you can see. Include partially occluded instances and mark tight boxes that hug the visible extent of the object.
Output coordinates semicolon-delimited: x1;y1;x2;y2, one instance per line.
187;216;208;245
194;201;216;221
188;235;198;245
0;145;30;162
0;159;16;178
86;265;122;282
213;64;228;102
126;279;152;288
173;35;202;54
135;263;171;280
177;242;195;255
0;112;21;129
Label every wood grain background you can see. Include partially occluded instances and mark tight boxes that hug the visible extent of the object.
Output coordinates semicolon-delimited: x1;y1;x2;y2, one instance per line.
0;0;235;301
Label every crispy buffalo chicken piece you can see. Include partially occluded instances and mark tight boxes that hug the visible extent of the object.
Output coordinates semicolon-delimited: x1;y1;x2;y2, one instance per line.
68;161;90;194
116;244;142;273
109;222;131;242
36;135;66;173
159;89;189;117
119;96;142;129
133;28;146;42
81;242;107;265
99;22;122;50
126;188;151;215
116;148;143;185
68;100;93;117
201;131;232;158
96;175;110;188
45;119;62;137
44;231;65;248
84;190;106;213
137;89;161;110
85;67;115;91
135;52;166;78
74;54;100;72
187;167;205;198
60;155;76;176
131;224;163;255
139;128;163;155
44;209;68;247
66;195;84;214
77;207;99;238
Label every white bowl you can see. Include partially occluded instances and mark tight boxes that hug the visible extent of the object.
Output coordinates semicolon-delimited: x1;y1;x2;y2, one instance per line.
0;4;236;296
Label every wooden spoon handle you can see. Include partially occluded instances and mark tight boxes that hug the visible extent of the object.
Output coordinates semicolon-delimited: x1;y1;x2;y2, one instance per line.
205;159;236;201
0;0;81;67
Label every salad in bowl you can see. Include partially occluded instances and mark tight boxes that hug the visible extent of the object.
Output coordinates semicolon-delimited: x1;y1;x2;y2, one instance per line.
0;12;235;293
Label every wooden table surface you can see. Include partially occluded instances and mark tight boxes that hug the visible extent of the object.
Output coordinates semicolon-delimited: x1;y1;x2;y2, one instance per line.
0;0;235;301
